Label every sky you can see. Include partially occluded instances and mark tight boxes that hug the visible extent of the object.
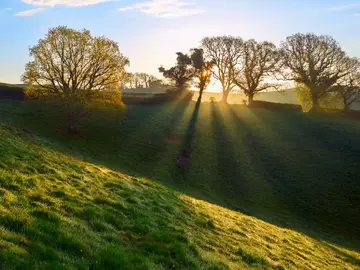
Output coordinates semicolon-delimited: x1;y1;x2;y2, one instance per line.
0;0;360;84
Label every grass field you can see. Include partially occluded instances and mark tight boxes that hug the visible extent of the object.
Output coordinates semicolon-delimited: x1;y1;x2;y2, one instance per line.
0;99;360;269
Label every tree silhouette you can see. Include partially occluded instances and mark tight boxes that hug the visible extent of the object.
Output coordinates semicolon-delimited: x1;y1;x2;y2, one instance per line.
190;48;214;102
159;52;193;89
334;70;360;111
234;40;282;105
280;33;358;112
202;36;243;103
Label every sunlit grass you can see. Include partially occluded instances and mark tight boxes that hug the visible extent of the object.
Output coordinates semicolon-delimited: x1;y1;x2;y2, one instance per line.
0;120;360;269
1;100;360;268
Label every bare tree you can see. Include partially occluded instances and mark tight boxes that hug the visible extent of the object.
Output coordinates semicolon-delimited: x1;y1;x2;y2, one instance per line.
280;33;358;111
234;39;282;105
202;36;243;103
334;68;360;111
133;73;143;88
147;75;159;88
121;72;133;90
137;73;159;88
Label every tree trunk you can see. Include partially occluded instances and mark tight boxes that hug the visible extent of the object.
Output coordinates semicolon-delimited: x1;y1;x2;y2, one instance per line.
221;91;230;104
309;94;321;113
198;88;204;102
343;99;351;112
67;112;79;135
248;93;254;106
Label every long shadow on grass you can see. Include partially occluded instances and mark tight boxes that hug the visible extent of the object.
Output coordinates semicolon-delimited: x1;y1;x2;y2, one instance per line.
322;241;360;266
117;101;191;169
174;100;201;180
231;106;360;251
2;100;360;253
208;102;252;212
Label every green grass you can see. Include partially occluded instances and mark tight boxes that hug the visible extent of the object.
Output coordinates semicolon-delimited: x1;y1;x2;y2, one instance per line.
0;100;360;269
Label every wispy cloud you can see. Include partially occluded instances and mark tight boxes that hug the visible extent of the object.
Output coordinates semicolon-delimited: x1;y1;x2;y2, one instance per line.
18;0;119;17
118;0;205;18
16;8;45;16
22;0;119;7
326;3;359;11
351;13;360;16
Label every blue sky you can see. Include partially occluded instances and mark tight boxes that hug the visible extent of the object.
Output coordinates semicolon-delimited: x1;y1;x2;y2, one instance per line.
0;0;360;83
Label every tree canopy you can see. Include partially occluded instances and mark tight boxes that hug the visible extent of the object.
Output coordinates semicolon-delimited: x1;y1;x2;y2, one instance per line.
234;39;281;104
280;33;359;111
333;70;360;111
23;26;129;98
190;48;214;101
23;26;129;133
159;52;193;89
202;36;244;103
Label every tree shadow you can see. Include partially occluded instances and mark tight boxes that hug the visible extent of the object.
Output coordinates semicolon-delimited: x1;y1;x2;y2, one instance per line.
1;99;360;255
118;100;191;166
208;102;254;212
229;105;360;252
174;100;202;179
322;241;360;267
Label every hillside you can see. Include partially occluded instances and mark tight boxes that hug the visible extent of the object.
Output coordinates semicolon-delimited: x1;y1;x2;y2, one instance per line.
1;114;360;269
0;83;28;88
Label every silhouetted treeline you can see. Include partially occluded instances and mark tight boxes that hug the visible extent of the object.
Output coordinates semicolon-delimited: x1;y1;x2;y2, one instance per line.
160;34;360;112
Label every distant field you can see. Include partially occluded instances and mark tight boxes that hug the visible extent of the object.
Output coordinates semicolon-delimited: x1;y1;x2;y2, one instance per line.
125;87;360;110
192;90;298;105
123;88;297;104
2;84;360;110
123;87;168;94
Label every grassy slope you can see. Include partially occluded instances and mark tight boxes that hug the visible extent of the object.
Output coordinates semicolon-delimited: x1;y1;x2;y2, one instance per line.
1;120;360;269
0;100;360;268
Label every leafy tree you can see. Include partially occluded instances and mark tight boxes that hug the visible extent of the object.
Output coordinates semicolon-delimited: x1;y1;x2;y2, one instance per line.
234;40;282;105
202;36;244;103
190;48;214;102
159;52;193;89
23;26;129;133
280;33;358;112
